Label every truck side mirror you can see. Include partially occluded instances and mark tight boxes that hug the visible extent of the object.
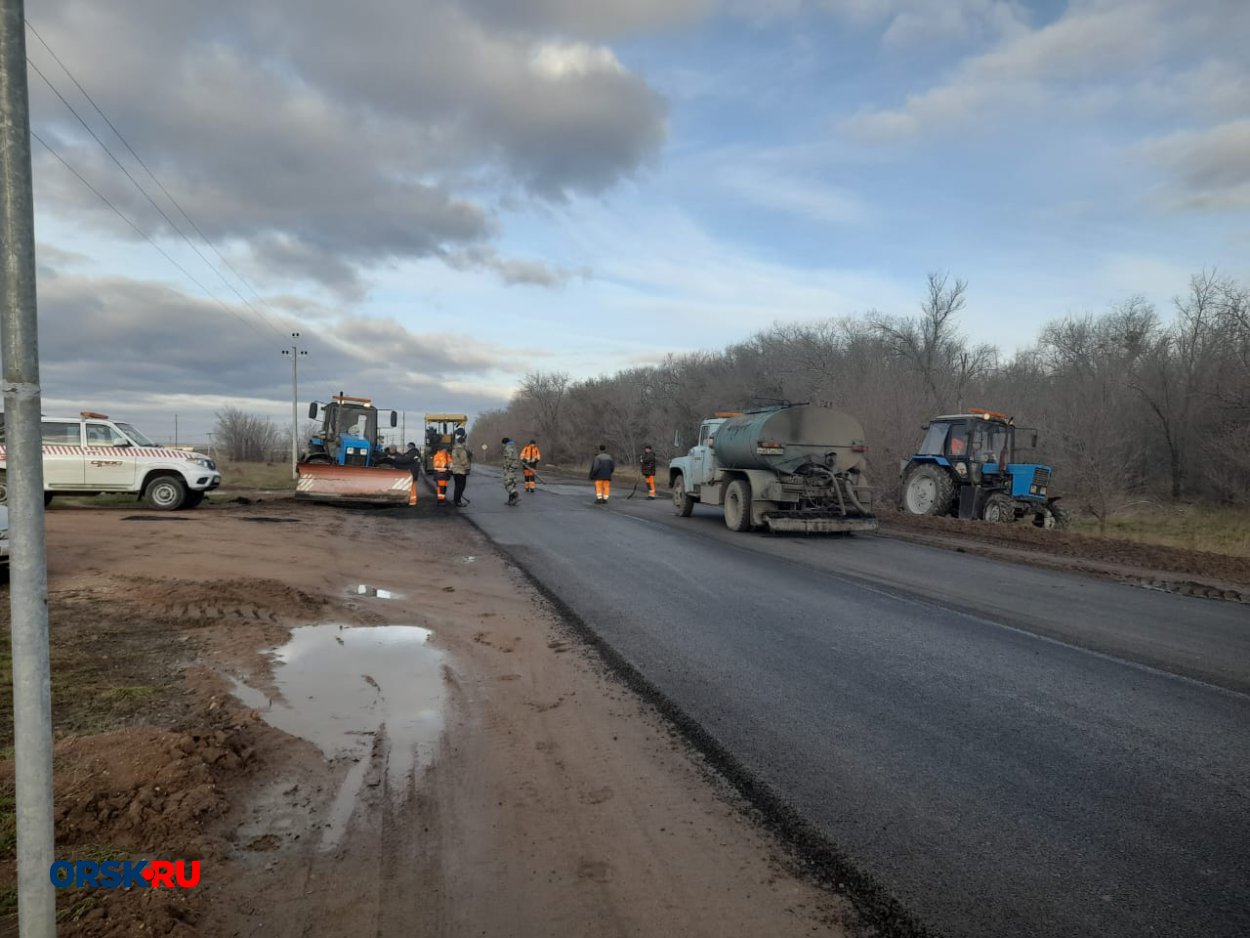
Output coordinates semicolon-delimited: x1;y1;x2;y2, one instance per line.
389;411;398;428
308;402;318;419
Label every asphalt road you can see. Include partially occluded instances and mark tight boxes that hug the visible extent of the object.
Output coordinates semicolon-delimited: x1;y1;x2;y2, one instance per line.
461;468;1250;938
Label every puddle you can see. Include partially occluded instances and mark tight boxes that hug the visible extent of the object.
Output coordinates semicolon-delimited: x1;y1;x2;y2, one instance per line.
231;624;444;850
459;556;477;564
350;584;399;599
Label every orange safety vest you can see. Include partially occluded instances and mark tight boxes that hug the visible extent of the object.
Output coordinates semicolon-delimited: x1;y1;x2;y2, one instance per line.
520;444;541;463
433;450;452;470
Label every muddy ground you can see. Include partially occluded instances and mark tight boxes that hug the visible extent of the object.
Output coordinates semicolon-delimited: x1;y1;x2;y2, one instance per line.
0;496;852;937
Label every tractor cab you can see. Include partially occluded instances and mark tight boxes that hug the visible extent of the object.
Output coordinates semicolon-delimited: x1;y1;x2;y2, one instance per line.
902;408;1064;526
306;394;397;467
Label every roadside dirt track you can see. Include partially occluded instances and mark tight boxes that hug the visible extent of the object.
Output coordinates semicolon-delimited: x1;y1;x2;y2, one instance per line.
0;496;851;937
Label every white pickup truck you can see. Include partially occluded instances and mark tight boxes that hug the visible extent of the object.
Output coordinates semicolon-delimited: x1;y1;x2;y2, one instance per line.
0;411;221;510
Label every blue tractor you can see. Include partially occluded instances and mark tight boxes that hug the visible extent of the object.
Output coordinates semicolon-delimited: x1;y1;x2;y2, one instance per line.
297;393;412;504
899;408;1066;527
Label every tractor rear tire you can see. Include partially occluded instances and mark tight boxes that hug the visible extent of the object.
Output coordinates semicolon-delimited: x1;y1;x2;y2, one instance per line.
983;493;1017;523
672;475;694;517
724;479;752;532
902;464;955;516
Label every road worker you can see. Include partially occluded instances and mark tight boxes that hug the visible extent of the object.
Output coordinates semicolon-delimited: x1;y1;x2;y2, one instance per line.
450;439;472;507
519;439;542;493
393;442;421;482
589;444;615;503
432;445;452;504
639;444;657;499
502;438;520;505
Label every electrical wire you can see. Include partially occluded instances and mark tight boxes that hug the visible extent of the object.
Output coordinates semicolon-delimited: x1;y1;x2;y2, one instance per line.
24;20;281;320
30;128;284;343
26;50;288;339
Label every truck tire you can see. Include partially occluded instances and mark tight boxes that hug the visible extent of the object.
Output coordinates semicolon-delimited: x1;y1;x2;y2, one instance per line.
983;493;1016;523
902;464;955;516
143;475;187;511
0;470;5;503
672;475;694;517
182;491;206;509
723;479;752;532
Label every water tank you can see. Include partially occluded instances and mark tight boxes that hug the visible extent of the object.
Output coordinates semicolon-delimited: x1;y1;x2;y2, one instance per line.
712;405;867;473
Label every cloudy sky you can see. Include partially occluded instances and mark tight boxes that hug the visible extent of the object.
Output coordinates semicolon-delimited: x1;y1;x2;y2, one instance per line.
22;0;1250;441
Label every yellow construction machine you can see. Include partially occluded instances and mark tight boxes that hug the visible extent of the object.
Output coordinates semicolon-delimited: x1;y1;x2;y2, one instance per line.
422;413;468;475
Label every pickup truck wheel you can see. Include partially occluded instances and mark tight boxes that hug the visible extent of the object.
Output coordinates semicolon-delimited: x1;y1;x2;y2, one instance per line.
724;479;752;532
672;475;694;517
143;475;187;511
182;491;206;509
0;470;6;503
44;492;53;507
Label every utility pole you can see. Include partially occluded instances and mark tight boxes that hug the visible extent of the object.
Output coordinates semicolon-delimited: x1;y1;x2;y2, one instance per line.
281;332;306;480
207;431;215;461
173;414;178;448
0;2;55;934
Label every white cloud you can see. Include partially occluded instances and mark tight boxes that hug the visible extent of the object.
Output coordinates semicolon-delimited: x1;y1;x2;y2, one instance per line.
1140;119;1250;211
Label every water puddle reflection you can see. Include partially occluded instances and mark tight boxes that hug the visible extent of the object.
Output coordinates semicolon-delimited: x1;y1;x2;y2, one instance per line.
231;624;444;849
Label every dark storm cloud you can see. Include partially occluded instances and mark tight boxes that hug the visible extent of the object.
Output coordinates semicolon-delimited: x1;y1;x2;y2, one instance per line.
26;0;669;292
36;271;526;435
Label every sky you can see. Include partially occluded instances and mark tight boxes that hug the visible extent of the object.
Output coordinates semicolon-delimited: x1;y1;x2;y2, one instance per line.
17;0;1250;442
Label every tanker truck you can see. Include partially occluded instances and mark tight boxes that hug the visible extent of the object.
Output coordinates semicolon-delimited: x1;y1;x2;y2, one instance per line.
667;402;877;534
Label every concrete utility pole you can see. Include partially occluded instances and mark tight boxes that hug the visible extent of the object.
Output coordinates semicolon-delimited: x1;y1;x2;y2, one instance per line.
0;1;56;934
281;332;306;480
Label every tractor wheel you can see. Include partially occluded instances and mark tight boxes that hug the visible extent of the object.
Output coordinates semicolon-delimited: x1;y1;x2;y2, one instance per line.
672;475;694;517
1039;503;1070;528
902;464;955;516
723;479;753;532
304;454;333;465
983;493;1017;523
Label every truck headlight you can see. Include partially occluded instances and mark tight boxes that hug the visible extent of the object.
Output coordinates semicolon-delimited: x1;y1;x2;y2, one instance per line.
191;457;215;470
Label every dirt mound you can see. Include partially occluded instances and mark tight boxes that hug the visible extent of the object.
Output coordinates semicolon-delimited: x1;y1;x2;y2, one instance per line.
114;577;330;628
0;706;263;937
880;512;1250;595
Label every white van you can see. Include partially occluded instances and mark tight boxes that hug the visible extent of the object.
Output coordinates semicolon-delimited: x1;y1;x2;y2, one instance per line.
0;412;221;510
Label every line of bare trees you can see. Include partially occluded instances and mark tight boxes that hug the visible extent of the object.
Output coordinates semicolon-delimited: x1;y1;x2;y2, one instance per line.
213;407;289;462
471;270;1250;526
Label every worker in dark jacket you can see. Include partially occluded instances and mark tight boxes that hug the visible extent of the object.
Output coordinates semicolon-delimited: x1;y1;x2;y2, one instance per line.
639;445;657;499
392;442;420;480
589;444;615;503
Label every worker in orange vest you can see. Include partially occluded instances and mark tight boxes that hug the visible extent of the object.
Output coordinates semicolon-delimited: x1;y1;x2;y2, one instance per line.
519;440;541;493
432;446;452;504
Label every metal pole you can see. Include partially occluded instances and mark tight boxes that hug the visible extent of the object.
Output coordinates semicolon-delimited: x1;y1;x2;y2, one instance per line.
283;333;305;480
0;1;55;934
174;413;178;447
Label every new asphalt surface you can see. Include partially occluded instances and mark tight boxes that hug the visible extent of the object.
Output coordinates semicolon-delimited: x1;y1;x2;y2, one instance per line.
461;468;1250;938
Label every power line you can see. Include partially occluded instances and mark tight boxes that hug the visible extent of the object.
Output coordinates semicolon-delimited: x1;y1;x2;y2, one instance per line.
30;128;282;342
25;50;287;339
24;20;283;320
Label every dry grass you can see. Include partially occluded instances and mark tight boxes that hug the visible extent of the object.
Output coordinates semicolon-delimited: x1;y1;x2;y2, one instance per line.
216;459;296;492
1068;504;1250;558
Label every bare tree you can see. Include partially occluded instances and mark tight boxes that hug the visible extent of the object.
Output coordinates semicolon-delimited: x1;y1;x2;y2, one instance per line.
214;407;283;462
869;272;992;411
520;371;570;458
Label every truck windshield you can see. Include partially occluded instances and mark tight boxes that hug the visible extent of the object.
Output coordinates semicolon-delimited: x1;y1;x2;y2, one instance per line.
115;422;159;447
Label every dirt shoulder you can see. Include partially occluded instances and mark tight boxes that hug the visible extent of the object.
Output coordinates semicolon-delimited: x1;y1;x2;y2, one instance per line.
1;497;851;937
877;511;1250;602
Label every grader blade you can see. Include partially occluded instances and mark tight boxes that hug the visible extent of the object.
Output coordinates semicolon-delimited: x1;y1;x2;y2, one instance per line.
295;463;416;505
